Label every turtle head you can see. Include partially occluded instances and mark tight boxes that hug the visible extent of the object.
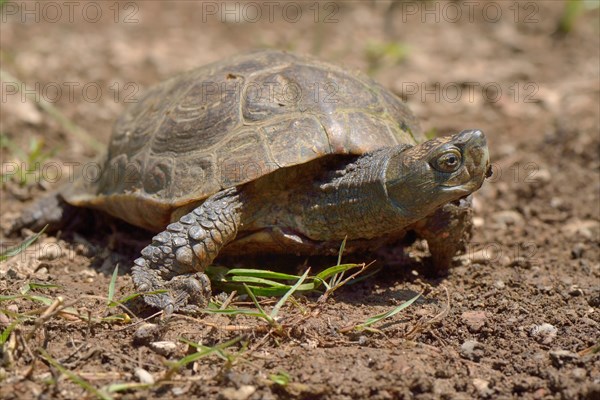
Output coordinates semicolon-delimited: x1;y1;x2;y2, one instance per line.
385;129;490;219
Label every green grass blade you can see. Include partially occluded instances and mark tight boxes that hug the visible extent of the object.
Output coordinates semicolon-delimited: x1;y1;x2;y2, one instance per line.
0;134;27;162
27;295;55;305
558;0;584;34
166;336;242;370
315;263;360;281
243;284;269;319
178;337;204;349
229;276;290;287
100;314;131;323
200;308;268;319
2;294;55;305
337;237;347;266
0;225;47;262
0;295;22;302
39;348;113;400
0;319;21;346
355;293;421;330
270;269;310;319
178;337;234;362
269;371;291;386
107;265;119;305
224;285;299;297
20;282;60;294
226;269;301;280
109;289;168;307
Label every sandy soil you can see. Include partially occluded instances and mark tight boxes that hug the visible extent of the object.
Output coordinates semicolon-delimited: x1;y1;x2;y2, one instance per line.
1;1;599;399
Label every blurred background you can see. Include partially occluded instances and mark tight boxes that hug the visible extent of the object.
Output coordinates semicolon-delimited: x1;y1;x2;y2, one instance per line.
1;1;598;158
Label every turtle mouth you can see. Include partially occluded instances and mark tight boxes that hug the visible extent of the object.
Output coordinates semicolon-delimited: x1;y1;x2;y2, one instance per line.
485;164;493;178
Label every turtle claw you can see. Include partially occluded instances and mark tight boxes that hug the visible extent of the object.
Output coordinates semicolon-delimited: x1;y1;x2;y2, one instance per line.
164;303;175;317
134;269;211;315
165;272;212;312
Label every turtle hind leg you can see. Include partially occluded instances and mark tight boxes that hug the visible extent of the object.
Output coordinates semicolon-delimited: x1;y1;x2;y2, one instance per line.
8;191;78;235
413;196;473;275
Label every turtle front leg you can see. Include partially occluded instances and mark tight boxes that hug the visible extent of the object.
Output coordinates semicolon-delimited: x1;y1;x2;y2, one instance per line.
132;187;243;314
413;196;473;274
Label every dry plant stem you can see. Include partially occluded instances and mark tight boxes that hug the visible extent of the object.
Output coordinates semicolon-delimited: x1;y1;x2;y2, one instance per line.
60;341;88;366
81;294;139;319
200;322;270;333
112;311;163;333
25;297;65;341
406;286;450;340
220;291;237;309
249;331;274;352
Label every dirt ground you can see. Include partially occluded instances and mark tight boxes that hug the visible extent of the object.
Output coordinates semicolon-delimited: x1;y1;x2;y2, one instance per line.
1;1;599;399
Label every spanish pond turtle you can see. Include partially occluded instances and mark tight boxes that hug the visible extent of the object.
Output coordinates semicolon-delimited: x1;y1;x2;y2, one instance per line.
12;50;490;314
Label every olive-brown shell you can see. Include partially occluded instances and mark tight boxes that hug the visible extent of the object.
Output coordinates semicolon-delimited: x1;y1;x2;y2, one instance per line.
64;50;423;231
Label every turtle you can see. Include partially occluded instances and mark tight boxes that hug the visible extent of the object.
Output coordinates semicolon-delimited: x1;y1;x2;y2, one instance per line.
10;50;490;315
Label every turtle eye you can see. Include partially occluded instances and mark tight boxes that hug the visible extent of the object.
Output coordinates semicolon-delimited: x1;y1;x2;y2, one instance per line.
433;149;462;173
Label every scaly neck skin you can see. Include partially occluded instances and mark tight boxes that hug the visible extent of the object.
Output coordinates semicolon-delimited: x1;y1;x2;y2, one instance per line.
296;145;415;241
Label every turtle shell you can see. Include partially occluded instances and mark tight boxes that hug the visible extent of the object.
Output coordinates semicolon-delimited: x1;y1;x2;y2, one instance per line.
64;50;424;231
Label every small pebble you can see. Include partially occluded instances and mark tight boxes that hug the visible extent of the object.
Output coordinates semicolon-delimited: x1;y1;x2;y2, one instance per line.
134;368;155;385
564;219;599;240
171;386;188;396
570;368;587;381
530;323;557;344
550;197;563;208
568;285;584;297
150;341;178;356
473;217;484;228
301;339;318;350
0;312;10;327
549;349;579;368
34;267;48;278
6;268;24;280
571;243;585;259
460;340;485;362
38;245;62;261
494;280;505;289
459;249;494;264
588;291;600;308
461;311;487;332
491;210;524;228
219;385;256;400
133;323;161;345
530;168;551;185
508;257;531;269
472;378;493;397
224;372;254;387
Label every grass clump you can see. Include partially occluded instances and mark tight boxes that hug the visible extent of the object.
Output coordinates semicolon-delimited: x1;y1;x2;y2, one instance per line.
0;234;426;398
0;225;47;262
